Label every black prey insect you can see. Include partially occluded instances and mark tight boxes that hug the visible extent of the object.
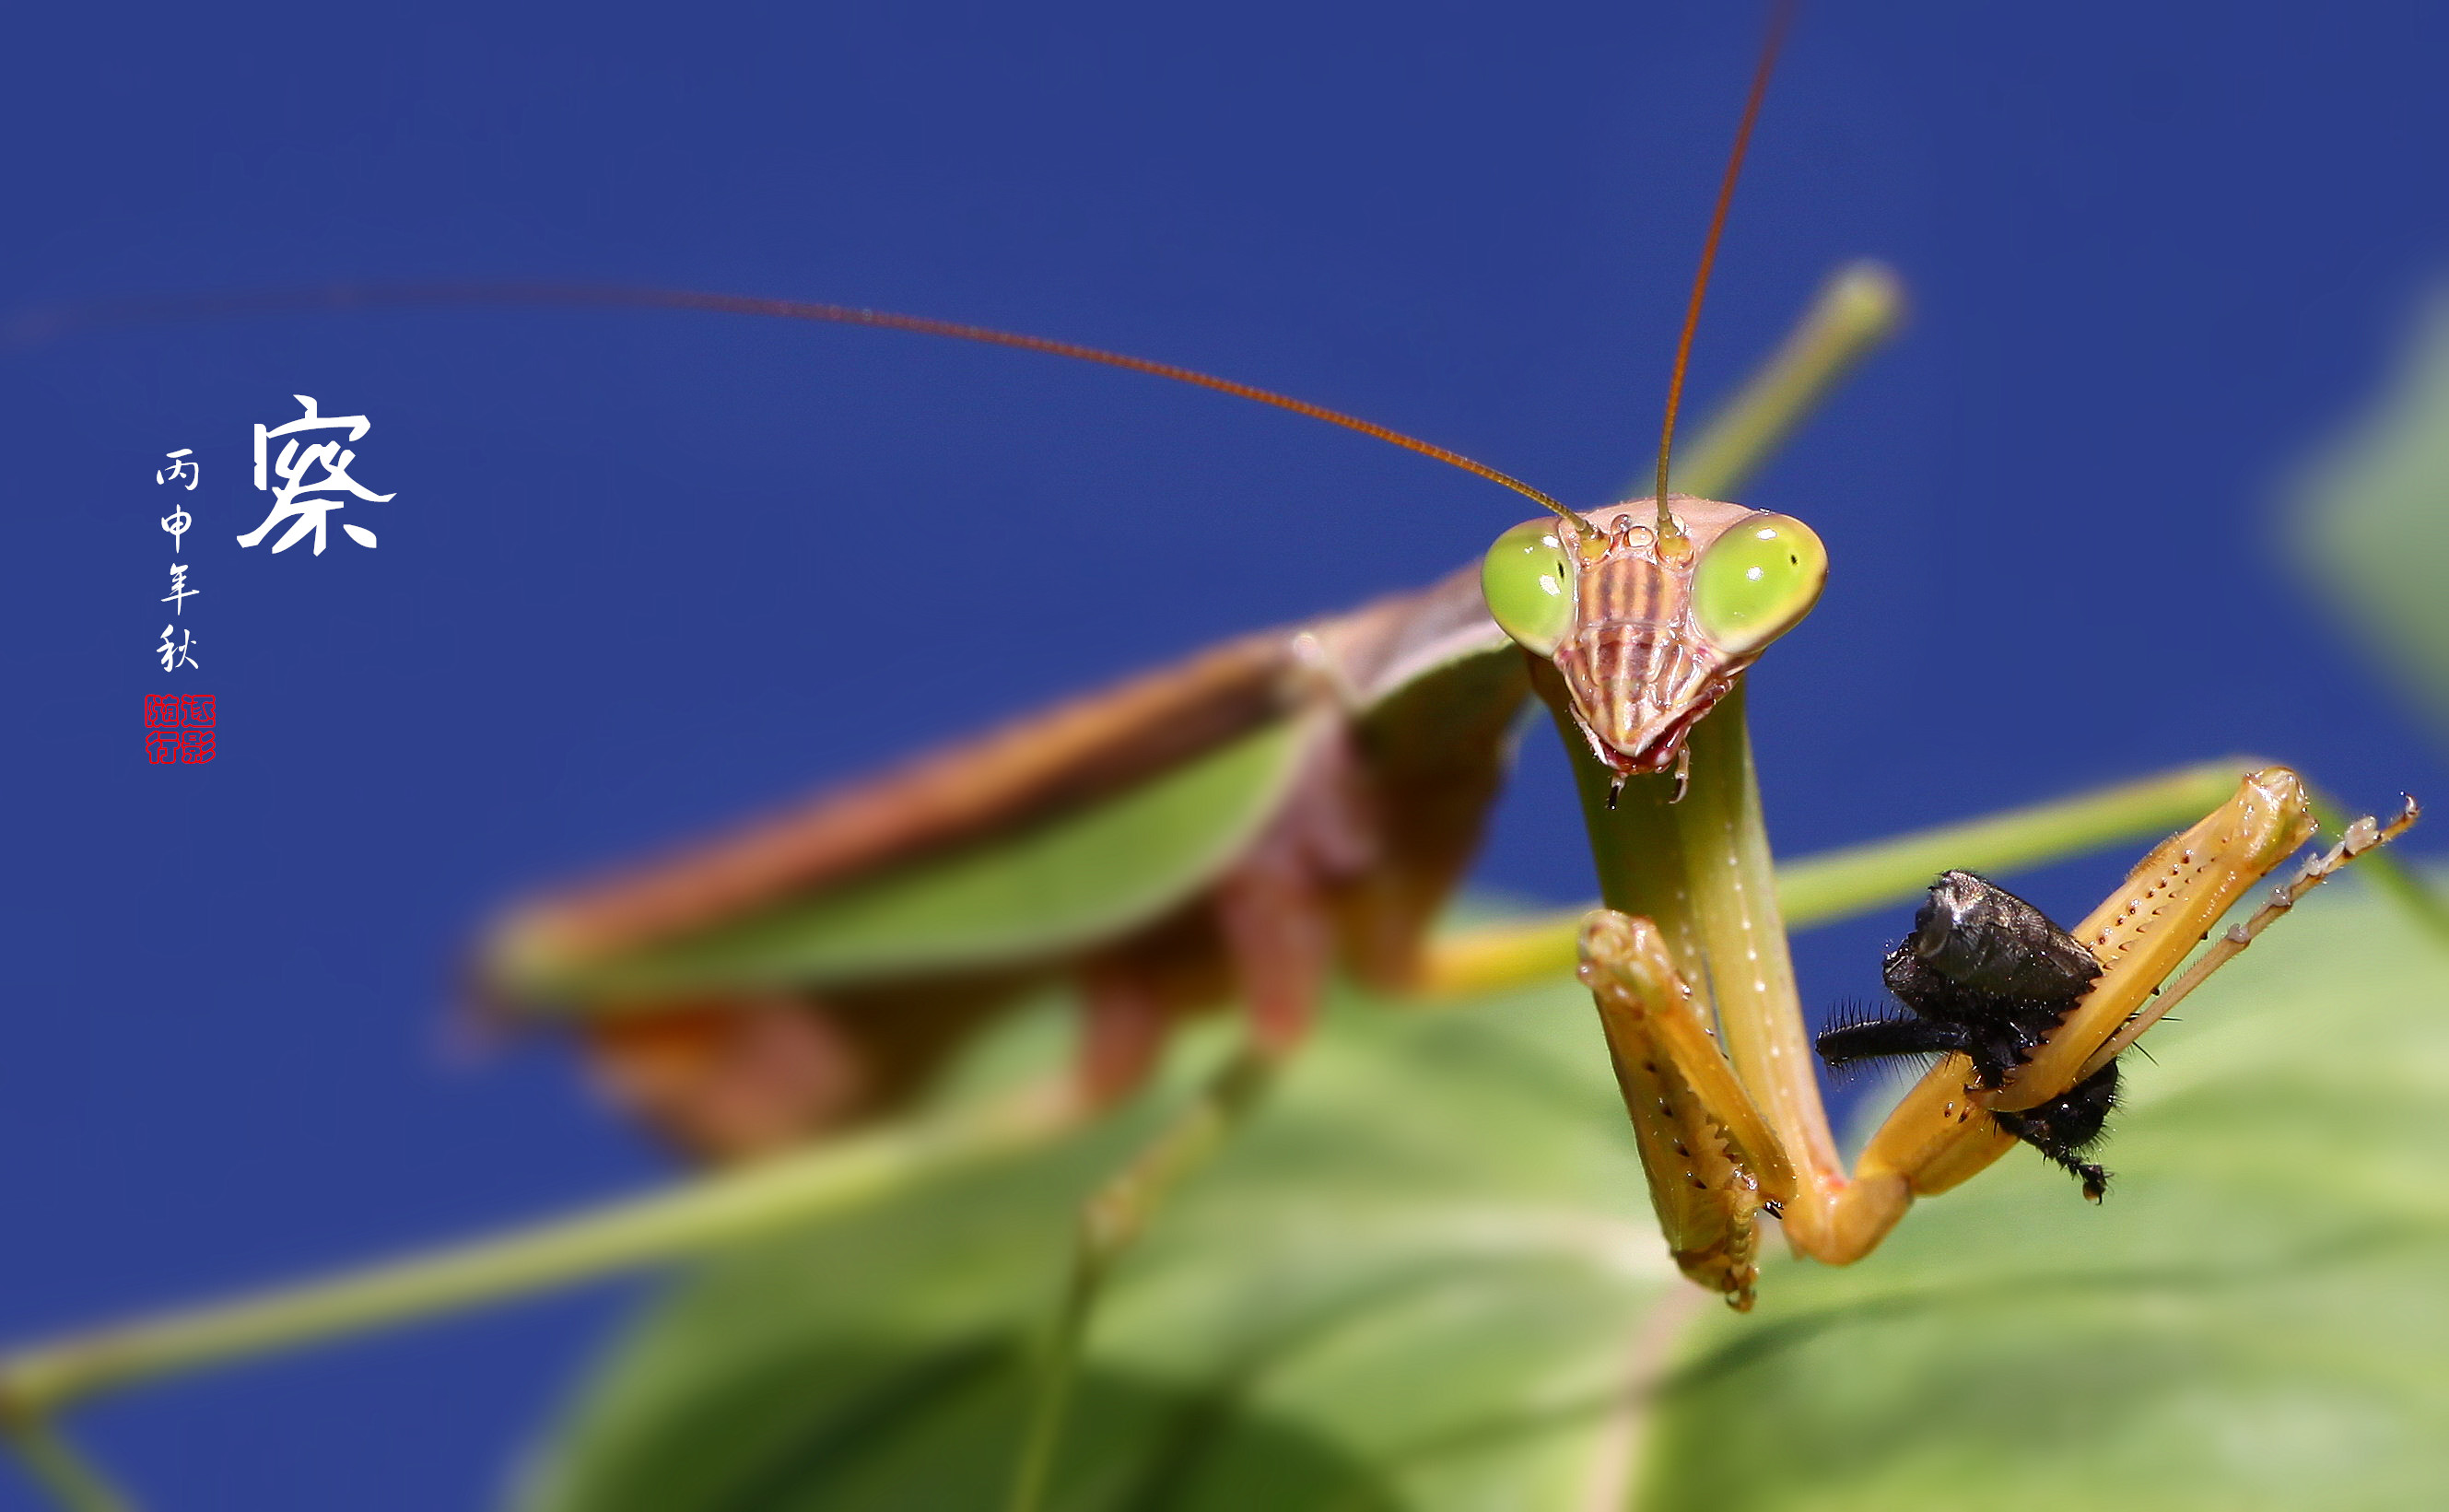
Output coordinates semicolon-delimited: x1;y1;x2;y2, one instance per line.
1819;870;2122;1201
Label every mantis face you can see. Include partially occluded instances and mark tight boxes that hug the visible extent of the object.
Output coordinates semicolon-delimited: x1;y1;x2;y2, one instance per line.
1480;496;1827;778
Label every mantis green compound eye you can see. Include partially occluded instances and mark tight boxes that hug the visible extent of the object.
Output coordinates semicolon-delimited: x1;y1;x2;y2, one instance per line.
1481;517;1579;657
1690;512;1828;657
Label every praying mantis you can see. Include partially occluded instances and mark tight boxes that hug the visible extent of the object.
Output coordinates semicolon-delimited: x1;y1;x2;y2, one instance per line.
3;6;2437;1507
456;10;2417;1328
459;299;2417;1311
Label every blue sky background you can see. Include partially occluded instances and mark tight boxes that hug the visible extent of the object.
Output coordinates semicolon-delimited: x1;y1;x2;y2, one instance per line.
6;3;2448;1506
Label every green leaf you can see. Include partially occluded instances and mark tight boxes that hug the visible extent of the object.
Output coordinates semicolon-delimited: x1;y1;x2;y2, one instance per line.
2295;291;2449;738
517;880;2449;1511
515;972;1681;1512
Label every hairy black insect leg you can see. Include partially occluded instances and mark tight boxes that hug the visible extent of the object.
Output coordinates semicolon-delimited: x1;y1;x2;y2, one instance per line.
1814;1014;1970;1066
1992;1060;2121;1201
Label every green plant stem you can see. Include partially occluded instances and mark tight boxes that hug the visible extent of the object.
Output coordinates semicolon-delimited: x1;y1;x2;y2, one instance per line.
1421;758;2265;995
1643;259;1905;501
3;1418;132;1512
0;1085;1075;1420
1006;1049;1276;1512
1422;758;2449;997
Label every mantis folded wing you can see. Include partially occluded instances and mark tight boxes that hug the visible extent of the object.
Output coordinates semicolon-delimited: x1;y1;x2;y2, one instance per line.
482;558;1534;1152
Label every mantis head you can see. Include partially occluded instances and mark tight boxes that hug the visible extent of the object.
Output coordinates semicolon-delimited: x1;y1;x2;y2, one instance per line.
1480;496;1826;778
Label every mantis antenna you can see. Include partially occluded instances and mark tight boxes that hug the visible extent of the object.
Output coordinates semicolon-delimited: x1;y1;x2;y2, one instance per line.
1654;0;1797;540
13;281;1593;541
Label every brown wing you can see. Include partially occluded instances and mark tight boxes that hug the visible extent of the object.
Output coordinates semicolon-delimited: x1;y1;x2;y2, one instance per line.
486;629;1306;979
483;567;1528;1158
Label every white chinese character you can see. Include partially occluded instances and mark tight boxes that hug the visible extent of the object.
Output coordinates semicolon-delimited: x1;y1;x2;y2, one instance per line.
238;394;395;555
161;502;193;553
155;447;200;490
162;563;199;614
157;624;200;672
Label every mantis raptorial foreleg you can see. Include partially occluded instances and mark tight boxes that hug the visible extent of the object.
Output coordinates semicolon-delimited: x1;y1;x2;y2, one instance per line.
1559;676;2414;1307
1576;911;1791;1303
